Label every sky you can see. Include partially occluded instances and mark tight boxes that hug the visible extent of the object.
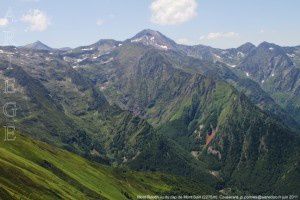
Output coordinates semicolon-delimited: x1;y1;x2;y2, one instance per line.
0;0;299;49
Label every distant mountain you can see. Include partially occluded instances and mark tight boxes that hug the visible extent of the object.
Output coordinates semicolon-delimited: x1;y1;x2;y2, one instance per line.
75;39;122;52
178;42;256;67
236;42;256;53
127;29;178;50
238;41;294;81
119;29;256;67
62;39;122;65
22;40;53;51
59;47;72;51
237;41;300;121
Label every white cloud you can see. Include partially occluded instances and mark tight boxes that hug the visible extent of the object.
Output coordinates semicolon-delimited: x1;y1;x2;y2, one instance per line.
150;0;198;25
200;32;239;40
21;9;50;31
96;19;105;26
0;18;9;26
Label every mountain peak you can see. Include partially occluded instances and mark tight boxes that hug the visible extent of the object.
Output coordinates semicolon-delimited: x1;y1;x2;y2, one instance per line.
128;29;177;50
35;40;43;44
135;29;162;37
237;42;256;54
259;41;274;47
257;41;287;54
238;42;255;49
23;40;53;51
257;41;282;49
94;39;120;46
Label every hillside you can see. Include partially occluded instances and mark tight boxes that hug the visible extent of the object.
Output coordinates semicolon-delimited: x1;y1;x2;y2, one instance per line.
0;48;217;189
0;130;215;199
0;29;299;196
76;40;300;194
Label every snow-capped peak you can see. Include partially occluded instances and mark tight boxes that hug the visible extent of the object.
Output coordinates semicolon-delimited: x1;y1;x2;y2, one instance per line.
129;29;177;50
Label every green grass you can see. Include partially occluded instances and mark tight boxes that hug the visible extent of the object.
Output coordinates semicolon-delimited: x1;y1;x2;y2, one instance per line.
0;130;214;199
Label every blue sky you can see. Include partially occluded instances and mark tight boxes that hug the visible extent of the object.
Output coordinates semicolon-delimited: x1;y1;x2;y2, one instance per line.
0;0;299;49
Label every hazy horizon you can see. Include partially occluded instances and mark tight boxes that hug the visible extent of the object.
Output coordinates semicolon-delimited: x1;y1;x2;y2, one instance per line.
1;0;300;49
5;29;300;50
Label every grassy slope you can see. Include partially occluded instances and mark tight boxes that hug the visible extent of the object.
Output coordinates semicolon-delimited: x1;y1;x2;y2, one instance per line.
0;130;215;200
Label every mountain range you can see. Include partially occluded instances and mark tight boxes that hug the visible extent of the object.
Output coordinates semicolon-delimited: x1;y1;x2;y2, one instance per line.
0;29;299;198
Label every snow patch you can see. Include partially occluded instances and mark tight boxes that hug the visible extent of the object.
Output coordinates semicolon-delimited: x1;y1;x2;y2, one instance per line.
159;45;168;50
131;35;169;50
76;58;87;63
226;63;236;68
0;50;14;55
131;37;143;43
214;54;221;59
237;52;245;57
82;47;94;51
5;52;14;55
287;53;295;58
